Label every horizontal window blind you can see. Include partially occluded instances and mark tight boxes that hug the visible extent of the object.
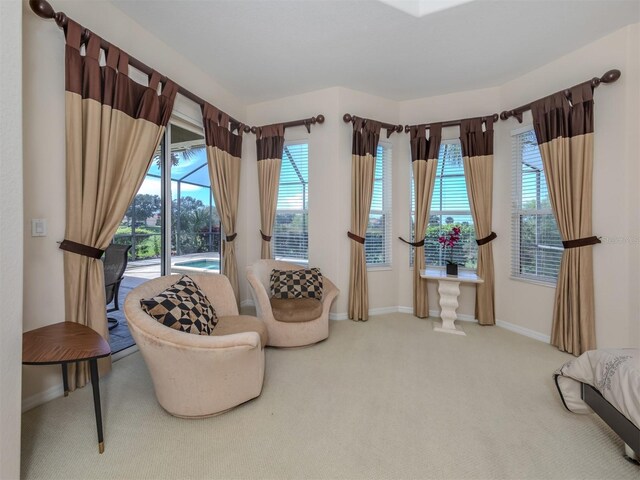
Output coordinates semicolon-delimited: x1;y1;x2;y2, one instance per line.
411;141;477;269
366;143;392;267
511;129;562;284
274;142;309;262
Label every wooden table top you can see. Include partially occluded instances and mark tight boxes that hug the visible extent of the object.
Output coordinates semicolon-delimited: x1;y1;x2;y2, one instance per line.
23;322;111;365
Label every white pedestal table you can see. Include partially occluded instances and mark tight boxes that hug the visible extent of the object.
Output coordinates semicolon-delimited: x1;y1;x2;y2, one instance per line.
420;268;484;336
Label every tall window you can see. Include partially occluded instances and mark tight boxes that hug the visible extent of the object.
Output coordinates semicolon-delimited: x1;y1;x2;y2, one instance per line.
511;128;562;284
366;143;392;267
274;142;309;262
411;141;477;269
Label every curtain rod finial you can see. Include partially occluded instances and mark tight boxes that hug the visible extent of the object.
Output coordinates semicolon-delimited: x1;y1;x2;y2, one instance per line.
600;69;621;84
315;114;325;124
491;113;499;122
30;0;68;28
30;0;55;19
343;113;353;123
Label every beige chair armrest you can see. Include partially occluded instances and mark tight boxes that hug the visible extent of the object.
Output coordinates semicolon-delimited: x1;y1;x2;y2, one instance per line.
124;284;259;350
246;269;274;319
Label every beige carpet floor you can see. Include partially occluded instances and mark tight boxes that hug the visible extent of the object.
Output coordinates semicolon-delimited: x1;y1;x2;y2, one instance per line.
21;314;639;479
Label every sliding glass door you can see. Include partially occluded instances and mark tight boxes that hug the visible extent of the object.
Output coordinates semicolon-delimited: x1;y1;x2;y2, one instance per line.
116;118;221;281
168;123;221;275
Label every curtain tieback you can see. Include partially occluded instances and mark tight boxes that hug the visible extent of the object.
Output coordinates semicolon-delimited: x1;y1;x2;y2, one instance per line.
476;232;497;246
260;230;272;242
347;231;365;244
225;233;238;242
59;239;104;259
398;236;425;247
563;236;601;249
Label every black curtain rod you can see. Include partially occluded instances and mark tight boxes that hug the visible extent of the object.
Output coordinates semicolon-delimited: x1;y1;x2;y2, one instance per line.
251;115;325;134
404;113;498;133
343;114;403;138
29;0;252;133
500;69;621;123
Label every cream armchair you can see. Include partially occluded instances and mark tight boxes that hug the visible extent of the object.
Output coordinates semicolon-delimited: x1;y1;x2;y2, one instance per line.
124;273;267;418
246;260;339;347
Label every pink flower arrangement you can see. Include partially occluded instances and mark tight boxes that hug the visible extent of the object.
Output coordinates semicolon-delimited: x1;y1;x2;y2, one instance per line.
438;226;461;264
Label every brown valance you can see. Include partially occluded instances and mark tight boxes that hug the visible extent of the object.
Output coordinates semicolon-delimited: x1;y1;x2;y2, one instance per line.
562;236;601;249
255;124;285;161
532;82;594;143
65;20;176;127
202;103;243;157
460;117;494;157
410;123;442;161
352;118;381;156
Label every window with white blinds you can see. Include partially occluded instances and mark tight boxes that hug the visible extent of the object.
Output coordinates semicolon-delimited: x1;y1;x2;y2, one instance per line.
410;141;477;269
273;142;308;262
366;143;392;267
511;128;562;284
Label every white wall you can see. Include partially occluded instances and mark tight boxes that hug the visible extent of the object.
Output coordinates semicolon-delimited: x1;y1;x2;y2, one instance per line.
21;0;246;403
397;86;502;319
495;23;640;348
1;1;23;478
242;87;402;315
20;0;639;412
240;23;640;349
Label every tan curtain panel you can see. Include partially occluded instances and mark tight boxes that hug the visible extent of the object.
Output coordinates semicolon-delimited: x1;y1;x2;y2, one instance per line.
202;103;243;301
532;83;599;355
405;125;442;318
255;124;285;259
62;21;176;389
460;117;496;326
348;118;381;321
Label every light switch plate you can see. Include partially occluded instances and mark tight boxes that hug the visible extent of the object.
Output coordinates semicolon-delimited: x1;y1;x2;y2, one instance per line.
31;219;47;237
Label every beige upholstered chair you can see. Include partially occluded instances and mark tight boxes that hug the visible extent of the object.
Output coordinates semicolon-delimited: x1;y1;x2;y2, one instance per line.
124;273;267;418
246;260;339;347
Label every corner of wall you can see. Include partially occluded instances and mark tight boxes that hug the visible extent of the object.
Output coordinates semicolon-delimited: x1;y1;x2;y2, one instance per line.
1;1;23;478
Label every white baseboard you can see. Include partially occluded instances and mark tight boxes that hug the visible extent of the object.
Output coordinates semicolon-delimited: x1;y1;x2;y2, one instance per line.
429;309;477;323
329;306;411;321
329;306;549;344
22;383;64;413
495;319;551;344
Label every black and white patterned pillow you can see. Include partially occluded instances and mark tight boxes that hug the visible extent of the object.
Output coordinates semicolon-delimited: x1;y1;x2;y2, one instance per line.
140;275;218;335
270;268;323;300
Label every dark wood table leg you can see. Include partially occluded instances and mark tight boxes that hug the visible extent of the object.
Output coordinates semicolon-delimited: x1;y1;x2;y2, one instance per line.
89;359;104;454
61;362;69;397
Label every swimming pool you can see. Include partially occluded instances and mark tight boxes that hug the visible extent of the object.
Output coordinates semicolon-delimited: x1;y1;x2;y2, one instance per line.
171;258;220;274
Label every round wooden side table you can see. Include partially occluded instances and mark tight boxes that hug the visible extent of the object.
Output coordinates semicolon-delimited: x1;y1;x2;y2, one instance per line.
22;321;111;453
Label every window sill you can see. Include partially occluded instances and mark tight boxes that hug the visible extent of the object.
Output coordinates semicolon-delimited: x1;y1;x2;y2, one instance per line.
409;265;477;274
509;275;556;289
367;265;392;272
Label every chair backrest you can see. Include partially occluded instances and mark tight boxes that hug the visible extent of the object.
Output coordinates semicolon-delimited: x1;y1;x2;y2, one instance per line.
104;244;132;302
126;273;239;323
248;259;307;294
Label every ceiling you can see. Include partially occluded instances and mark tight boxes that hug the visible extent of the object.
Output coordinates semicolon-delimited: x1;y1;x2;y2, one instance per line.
110;0;640;103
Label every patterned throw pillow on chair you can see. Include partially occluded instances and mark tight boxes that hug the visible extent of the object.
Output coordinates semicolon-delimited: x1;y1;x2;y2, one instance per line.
140;275;218;335
270;268;324;300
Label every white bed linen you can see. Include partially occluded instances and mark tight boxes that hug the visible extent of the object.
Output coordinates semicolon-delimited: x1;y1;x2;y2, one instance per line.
554;348;640;430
